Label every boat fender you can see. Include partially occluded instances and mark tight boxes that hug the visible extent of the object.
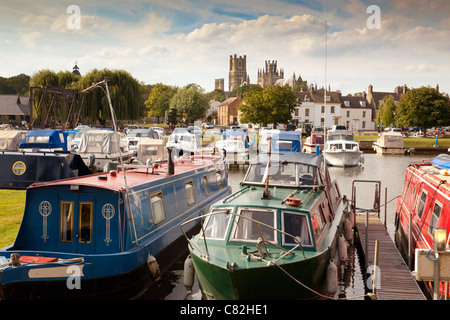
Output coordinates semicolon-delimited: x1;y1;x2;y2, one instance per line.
338;234;347;262
147;255;161;285
10;253;21;266
326;259;338;295
344;218;353;241
184;255;195;291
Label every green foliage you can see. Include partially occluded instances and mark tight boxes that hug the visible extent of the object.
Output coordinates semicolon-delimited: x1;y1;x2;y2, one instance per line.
0;74;30;95
170;84;209;123
240;85;298;127
376;95;396;127
396;86;450;135
145;83;177;119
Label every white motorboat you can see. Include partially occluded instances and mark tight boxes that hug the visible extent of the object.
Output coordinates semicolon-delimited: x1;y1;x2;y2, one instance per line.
323;130;363;167
372;132;405;155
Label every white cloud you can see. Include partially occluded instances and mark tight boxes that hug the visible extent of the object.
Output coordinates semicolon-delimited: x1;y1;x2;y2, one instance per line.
19;31;43;49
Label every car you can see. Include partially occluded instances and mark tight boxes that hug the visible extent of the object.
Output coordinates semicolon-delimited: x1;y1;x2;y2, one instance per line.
202;123;214;129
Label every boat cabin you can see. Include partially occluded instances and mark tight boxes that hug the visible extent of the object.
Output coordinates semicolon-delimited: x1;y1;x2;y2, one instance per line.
269;131;302;153
19;129;68;152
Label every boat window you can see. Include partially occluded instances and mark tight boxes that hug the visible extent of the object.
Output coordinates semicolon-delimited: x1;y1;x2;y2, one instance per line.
216;170;223;189
150;191;166;224
410;186;416;208
282;212;312;246
428;202;442;236
416;190;427;220
311;205;327;240
26;136;50;144
79;202;93;244
60;201;74;243
270;162;297;186
202;209;232;239
244;163;266;184
231;209;275;243
203;175;209;196
185;180;196;205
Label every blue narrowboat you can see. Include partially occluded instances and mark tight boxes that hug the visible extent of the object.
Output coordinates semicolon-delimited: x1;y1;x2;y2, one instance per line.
0;153;231;299
0;129;91;189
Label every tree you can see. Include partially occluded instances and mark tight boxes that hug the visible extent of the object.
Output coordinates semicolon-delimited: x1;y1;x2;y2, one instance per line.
77;68;142;123
170;84;209;124
145;83;177;121
395;86;450;137
240;85;298;127
376;95;396;128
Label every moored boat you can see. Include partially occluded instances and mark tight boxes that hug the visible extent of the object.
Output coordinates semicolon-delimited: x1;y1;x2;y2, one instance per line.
0;129;91;189
394;154;450;298
182;150;352;300
323;130;363;167
0;153;231;299
76;129;135;172
372;132;405;155
303;131;324;154
214;129;250;165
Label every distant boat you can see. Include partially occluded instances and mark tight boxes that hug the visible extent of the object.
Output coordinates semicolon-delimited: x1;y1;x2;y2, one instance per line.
303;131;324;154
166;129;202;156
372;132;405;155
268;131;302;153
76;129;135;172
0;130;24;152
323;130;363;167
136;138;168;164
215;129;250;165
123;128;160;152
182;151;351;299
0;153;232;299
0;129;91;189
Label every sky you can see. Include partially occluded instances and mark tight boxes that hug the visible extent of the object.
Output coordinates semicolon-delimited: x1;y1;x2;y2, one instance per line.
0;0;449;95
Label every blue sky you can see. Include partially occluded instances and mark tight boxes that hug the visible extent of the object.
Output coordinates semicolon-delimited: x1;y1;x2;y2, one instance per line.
0;0;449;95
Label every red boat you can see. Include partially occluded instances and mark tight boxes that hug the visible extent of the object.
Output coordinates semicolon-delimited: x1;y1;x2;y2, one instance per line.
395;154;450;298
303;131;324;154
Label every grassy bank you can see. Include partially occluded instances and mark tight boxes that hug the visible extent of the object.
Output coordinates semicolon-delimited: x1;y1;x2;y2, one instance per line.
0;190;26;248
355;135;450;148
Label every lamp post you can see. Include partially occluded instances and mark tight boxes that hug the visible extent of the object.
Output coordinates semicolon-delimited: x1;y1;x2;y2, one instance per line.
433;228;447;300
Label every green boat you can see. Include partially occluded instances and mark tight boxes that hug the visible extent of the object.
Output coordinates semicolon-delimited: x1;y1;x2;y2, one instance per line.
181;151;353;300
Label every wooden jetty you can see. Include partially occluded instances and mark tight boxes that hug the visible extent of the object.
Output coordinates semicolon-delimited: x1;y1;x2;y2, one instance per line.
355;213;426;300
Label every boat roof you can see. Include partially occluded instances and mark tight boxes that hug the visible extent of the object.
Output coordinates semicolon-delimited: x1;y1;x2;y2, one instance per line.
250;152;323;167
19;129;67;150
29;155;223;191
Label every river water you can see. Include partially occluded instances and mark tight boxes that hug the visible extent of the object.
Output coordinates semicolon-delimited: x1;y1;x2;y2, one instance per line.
142;152;433;300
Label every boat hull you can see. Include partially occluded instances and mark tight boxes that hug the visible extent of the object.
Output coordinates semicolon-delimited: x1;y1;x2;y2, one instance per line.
372;143;405;155
324;150;363;167
190;248;331;300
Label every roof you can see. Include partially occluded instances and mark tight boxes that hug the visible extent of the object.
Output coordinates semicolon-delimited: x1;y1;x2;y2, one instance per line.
218;96;242;107
0;95;30;116
340;96;370;108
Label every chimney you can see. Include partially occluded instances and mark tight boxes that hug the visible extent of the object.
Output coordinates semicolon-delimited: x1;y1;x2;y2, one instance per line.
167;147;174;175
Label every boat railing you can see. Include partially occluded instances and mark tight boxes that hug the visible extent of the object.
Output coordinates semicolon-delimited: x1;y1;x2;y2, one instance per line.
180;209;306;262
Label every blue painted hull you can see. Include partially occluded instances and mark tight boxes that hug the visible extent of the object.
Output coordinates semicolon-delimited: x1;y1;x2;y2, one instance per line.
0;156;231;299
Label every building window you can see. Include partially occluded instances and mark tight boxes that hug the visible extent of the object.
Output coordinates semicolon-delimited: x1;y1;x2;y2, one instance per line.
321;106;324;113
294;108;299;117
346;111;350;117
151;191;166;224
363;111;366;117
305;108;309;116
331;106;335;114
185;180;196;205
362;121;366;129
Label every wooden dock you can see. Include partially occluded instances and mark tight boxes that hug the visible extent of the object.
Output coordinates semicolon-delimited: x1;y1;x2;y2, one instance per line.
355;213;427;300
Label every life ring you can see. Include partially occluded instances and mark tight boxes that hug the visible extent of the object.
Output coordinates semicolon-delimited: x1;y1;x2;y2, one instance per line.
286;197;302;206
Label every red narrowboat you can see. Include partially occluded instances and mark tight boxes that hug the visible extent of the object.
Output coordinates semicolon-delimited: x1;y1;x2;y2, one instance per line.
395;154;450;298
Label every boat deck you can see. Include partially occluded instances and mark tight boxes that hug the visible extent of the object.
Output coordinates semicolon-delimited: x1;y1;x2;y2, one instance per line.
355;214;426;300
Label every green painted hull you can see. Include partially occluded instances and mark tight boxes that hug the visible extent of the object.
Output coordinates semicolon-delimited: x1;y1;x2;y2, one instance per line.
190;247;331;300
